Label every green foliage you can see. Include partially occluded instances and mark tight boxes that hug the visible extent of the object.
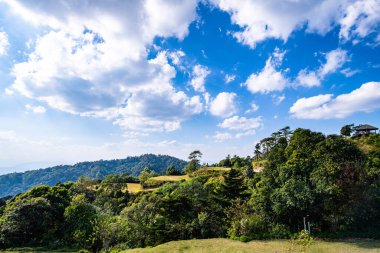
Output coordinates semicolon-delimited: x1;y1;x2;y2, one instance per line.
165;165;182;176
0;185;70;248
0;129;379;251
122;177;227;248
139;167;157;187
184;150;203;174
340;124;354;137
288;231;314;253
64;196;98;250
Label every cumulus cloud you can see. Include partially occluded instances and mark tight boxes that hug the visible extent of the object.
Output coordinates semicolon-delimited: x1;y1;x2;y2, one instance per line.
4;0;201;134
0;31;9;56
289;82;380;119
190;64;210;92
296;48;348;87
213;131;233;142
244;49;288;93
296;69;321;87
215;115;263;141
211;0;379;48
25;104;46;114
319;48;348;76
218;115;262;131
209;92;237;117
339;0;380;43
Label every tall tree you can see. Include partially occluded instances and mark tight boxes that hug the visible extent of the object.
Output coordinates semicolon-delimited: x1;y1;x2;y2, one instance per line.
340;124;354;137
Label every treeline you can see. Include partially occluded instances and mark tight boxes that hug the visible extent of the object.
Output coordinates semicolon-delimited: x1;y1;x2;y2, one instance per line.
0;154;186;197
0;128;379;252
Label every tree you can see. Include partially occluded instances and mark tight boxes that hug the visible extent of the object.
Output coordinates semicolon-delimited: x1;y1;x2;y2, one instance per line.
222;169;247;200
244;162;254;179
279;126;292;140
340;124;354;137
166;165;182;176
188;150;203;161
254;143;262;161
139;167;156;185
64;196;98;249
185;150;202;174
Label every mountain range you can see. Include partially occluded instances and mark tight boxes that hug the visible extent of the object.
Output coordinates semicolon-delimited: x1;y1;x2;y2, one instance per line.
0;154;186;197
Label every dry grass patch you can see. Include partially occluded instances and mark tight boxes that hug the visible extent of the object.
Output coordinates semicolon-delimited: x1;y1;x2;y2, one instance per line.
150;175;190;182
126;183;143;193
204;167;231;171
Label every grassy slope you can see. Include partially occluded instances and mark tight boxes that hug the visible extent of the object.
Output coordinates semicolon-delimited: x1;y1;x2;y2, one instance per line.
123;238;380;253
350;134;380;154
150;175;190;181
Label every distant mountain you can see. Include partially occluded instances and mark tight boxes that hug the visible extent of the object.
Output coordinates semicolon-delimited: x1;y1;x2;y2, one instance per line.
0;154;187;197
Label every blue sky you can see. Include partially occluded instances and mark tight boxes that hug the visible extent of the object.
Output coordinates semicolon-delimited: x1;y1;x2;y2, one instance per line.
0;0;379;174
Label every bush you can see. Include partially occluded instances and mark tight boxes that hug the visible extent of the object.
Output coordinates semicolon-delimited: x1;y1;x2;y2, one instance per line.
288;231;314;253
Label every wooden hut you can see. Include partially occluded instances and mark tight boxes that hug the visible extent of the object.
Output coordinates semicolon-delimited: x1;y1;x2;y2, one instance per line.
353;124;378;136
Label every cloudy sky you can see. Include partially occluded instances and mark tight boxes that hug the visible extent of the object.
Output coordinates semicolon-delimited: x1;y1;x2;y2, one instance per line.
0;0;379;174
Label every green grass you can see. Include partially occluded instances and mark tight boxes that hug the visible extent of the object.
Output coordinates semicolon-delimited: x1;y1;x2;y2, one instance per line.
122;238;380;253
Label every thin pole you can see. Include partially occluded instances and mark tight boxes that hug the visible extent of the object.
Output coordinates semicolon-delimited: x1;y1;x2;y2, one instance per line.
303;217;306;232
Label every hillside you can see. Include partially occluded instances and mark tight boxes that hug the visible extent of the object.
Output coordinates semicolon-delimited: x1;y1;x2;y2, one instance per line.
0;154;186;197
350;134;380;154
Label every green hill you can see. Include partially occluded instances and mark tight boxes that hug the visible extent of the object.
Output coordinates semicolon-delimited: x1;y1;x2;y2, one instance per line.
0;154;186;197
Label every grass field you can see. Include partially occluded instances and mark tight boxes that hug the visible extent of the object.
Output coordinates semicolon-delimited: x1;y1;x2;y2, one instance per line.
150;175;190;181
203;167;231;171
126;183;143;193
122;238;380;253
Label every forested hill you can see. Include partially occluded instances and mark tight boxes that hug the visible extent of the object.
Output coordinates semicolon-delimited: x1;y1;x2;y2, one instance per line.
0;154;186;197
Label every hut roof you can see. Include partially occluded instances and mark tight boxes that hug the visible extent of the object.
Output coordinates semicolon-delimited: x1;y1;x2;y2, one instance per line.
355;124;378;131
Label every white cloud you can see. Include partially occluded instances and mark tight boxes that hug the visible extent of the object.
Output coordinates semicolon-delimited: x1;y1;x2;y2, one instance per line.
224;74;236;84
219;115;262;131
296;69;321;87
245;102;259;113
339;0;380;43
244;49;288;93
25;104;46;114
319;48;348;76
212;0;379;47
0;31;9;56
169;50;185;66
190;64;210;92
289;81;380;119
340;68;360;77
296;48;348;87
209;92;237;117
4;0;201;134
273;94;285;105
216;115;263;140
211;0;344;48
213;131;233;142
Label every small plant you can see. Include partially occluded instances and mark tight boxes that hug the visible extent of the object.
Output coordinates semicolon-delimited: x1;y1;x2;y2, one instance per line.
287;231;314;253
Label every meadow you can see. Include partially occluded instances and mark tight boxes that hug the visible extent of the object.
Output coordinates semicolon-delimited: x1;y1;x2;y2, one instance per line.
123;238;380;253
